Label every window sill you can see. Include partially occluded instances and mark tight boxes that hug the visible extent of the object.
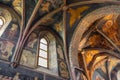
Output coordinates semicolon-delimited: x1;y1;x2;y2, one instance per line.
35;67;59;76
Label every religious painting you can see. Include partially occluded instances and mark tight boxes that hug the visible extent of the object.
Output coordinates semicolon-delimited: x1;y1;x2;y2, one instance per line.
68;6;89;27
20;50;36;68
0;7;12;37
59;61;69;78
84;32;114;50
2;23;20;42
12;0;23;15
57;45;64;60
0;40;15;61
26;32;38;49
0;72;41;80
39;0;65;17
101;14;120;47
52;11;64;39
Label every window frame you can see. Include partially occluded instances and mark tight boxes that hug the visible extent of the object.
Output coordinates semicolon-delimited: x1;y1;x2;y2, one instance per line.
37;37;49;68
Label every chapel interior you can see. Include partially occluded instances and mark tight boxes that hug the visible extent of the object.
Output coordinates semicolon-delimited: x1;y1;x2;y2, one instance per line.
0;0;120;80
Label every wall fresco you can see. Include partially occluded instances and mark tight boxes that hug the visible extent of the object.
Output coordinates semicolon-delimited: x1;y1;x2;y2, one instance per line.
39;0;65;17
59;61;69;79
20;32;38;68
101;14;120;47
12;0;23;15
0;62;43;80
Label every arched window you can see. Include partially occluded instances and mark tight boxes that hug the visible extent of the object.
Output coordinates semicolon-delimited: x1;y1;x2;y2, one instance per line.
0;17;4;29
38;38;48;68
36;31;58;76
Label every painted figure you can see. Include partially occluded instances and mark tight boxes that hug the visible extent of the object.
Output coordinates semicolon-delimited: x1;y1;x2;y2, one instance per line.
12;0;22;14
0;41;14;60
59;61;69;78
57;45;64;59
27;33;37;48
20;50;36;67
6;24;18;39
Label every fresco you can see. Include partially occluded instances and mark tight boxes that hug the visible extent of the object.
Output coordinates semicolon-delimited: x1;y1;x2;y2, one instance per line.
59;61;69;79
101;14;120;47
0;40;14;60
20;50;36;67
12;0;23;15
0;0;23;16
25;0;36;25
66;4;110;46
39;0;65;17
85;32;114;49
20;32;38;68
68;6;89;27
0;22;20;61
0;18;20;62
2;23;19;41
0;61;43;80
57;45;64;59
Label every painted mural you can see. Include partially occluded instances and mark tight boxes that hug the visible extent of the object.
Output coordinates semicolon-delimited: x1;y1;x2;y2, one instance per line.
0;40;14;60
68;6;89;27
25;0;36;25
0;62;43;80
57;45;64;59
56;39;69;79
52;11;64;40
0;6;20;61
101;14;120;47
39;0;65;17
86;32;114;49
20;50;36;67
0;0;23;16
12;0;23;15
0;23;20;61
20;32;38;68
59;61;69;79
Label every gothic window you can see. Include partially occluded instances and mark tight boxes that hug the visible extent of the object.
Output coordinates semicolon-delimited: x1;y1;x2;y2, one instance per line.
38;38;48;68
0;17;4;29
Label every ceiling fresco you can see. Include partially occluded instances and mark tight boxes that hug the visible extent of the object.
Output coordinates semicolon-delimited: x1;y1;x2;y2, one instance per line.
0;0;23;16
66;3;109;46
0;0;120;80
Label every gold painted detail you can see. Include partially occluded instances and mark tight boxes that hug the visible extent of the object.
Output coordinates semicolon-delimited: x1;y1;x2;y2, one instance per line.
68;6;89;27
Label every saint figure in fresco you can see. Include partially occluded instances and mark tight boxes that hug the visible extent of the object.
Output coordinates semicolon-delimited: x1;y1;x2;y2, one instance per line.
59;61;69;78
102;15;120;45
27;33;37;48
20;50;36;67
12;0;22;14
57;45;64;59
6;23;18;40
0;40;14;60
